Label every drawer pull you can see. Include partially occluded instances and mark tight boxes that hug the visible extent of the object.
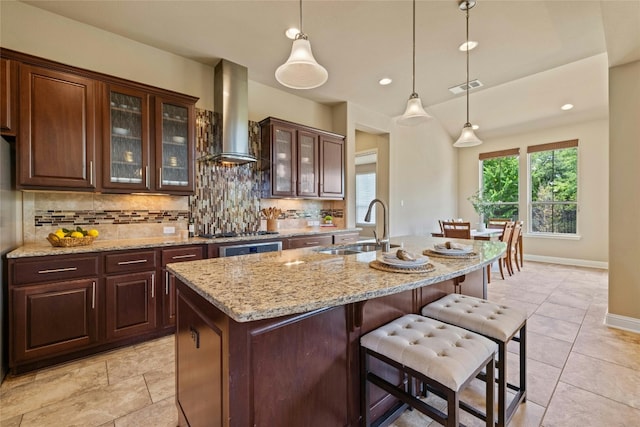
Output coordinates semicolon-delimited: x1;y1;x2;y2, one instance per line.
305;241;319;245
165;271;170;294
38;267;78;274
117;259;148;265
91;281;96;309
172;254;197;260
151;273;155;298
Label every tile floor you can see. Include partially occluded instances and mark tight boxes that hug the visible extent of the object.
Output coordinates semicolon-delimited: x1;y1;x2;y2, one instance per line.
1;262;639;426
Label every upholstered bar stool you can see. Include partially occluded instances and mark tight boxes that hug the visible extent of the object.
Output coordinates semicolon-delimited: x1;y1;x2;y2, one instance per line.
422;294;527;427
361;314;497;427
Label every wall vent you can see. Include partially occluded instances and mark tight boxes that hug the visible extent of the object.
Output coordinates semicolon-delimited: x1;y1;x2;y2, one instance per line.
448;79;483;94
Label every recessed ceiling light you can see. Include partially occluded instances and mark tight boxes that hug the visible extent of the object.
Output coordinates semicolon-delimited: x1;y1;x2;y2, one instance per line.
472;124;479;130
285;28;300;39
561;103;574;111
459;40;478;51
379;77;392;86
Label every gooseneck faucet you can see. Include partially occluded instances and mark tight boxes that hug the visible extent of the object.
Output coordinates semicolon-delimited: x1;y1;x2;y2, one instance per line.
364;198;390;252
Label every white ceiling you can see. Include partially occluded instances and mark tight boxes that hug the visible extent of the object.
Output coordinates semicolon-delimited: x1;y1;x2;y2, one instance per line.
21;0;640;139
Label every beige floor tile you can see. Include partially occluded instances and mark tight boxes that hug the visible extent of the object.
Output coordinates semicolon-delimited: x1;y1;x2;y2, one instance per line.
144;366;176;403
523;330;572;368
546;290;593;310
534;301;586;324
573;325;640;371
526;313;581;343
524;358;562;407
19;375;151;427
0;415;22;427
560;352;640;409
113;396;178;427
0;372;36;391
543;381;640;427
0;362;108;421
107;339;175;385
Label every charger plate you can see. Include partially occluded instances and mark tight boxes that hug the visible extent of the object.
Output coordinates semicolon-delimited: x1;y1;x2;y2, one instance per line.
369;260;436;274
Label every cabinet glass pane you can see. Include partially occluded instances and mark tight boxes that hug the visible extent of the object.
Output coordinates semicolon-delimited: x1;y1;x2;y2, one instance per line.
298;133;316;194
274;129;293;193
110;92;143;183
161;103;189;187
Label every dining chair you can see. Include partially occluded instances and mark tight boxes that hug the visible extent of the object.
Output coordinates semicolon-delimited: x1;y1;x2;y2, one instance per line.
514;220;524;269
487;218;510;229
498;221;515;279
510;221;523;273
441;221;472;239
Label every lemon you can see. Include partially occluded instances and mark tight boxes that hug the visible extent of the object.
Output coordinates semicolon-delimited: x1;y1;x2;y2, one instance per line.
70;231;84;238
87;229;99;237
55;229;66;238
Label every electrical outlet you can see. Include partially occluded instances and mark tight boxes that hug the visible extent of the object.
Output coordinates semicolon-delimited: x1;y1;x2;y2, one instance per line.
163;226;176;234
307;220;320;226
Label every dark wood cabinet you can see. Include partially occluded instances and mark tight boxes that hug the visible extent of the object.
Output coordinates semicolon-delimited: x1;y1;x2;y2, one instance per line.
260;117;344;200
105;271;157;340
1;57;18;136
333;232;360;245
3;48;198;194
11;278;99;365
319;135;345;198
18;64;97;190
160;245;204;328
286;234;333;249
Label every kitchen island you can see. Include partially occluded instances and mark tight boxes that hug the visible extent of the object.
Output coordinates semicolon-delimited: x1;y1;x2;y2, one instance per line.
168;235;505;427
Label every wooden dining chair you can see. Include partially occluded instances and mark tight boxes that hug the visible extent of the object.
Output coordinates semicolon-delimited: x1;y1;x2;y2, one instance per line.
514;220;524;269
487;217;510;229
441;221;472;239
509;221;523;273
498;221;515;279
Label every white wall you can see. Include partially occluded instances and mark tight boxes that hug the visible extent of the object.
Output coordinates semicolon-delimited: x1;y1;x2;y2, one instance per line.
457;118;609;266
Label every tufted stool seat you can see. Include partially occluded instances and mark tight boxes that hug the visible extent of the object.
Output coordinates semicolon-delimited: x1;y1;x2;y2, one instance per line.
422;294;527;427
361;314;497;427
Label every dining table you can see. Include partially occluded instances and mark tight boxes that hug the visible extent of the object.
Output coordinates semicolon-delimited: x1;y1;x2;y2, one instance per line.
430;228;503;241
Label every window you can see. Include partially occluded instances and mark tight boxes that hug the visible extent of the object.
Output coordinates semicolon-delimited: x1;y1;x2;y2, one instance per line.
355;152;377;225
479;149;519;220
528;140;578;234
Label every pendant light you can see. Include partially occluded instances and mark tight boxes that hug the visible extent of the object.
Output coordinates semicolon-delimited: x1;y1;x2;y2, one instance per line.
454;0;482;147
275;0;328;90
397;0;432;126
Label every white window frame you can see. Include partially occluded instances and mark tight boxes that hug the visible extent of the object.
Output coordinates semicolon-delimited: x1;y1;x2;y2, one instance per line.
355;150;378;227
526;141;580;238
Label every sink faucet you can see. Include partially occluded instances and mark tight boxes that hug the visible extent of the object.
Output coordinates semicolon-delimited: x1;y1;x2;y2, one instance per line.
364;198;390;252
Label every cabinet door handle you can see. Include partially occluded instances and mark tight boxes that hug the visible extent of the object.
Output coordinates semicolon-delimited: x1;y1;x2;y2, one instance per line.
172;254;197;260
117;259;148;265
165;271;170;294
91;281;96;310
151;273;155;298
38;267;78;274
89;161;94;186
158;167;162;188
145;166;149;188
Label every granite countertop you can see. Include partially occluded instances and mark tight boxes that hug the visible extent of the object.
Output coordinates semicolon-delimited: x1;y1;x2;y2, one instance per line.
7;227;361;258
168;235;506;323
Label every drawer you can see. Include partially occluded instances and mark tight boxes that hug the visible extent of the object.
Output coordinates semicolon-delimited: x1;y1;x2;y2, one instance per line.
105;250;157;274
12;255;99;286
287;235;333;249
333;232;360;245
161;246;204;266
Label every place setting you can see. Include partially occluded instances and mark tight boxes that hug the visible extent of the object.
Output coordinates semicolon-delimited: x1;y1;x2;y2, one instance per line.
369;249;435;274
423;241;478;259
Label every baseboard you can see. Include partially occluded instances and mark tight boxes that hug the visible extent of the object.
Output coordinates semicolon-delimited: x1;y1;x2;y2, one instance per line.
605;312;640;334
524;254;608;270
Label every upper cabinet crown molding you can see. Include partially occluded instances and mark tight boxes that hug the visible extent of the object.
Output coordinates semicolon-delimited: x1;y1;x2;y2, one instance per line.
259;117;345;200
1;48;198;195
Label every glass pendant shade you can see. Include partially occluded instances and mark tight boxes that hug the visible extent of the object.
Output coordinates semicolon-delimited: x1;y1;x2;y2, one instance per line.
397;93;432;126
275;36;328;90
454;123;482;147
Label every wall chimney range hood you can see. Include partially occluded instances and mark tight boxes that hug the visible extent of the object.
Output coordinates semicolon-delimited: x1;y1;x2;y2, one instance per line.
200;59;256;164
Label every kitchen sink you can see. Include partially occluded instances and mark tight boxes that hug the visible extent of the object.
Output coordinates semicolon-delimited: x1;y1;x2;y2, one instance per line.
317;242;400;255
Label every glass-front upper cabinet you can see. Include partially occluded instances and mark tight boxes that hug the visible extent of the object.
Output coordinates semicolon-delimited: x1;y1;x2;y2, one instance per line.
297;130;318;197
103;85;150;191
272;125;296;196
155;96;194;193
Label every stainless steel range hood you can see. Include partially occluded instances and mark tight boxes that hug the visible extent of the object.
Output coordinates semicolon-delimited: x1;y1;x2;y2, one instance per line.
201;59;256;164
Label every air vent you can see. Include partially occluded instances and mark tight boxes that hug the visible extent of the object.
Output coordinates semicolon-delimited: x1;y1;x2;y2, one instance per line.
448;79;483;94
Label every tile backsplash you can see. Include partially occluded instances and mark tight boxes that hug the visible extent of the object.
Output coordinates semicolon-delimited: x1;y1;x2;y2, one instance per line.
22;108;345;243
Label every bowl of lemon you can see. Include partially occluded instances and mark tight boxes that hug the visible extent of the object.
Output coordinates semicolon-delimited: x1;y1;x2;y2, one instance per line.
47;227;99;247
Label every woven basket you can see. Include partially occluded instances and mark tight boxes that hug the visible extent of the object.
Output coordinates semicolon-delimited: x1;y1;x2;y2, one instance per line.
47;233;96;247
